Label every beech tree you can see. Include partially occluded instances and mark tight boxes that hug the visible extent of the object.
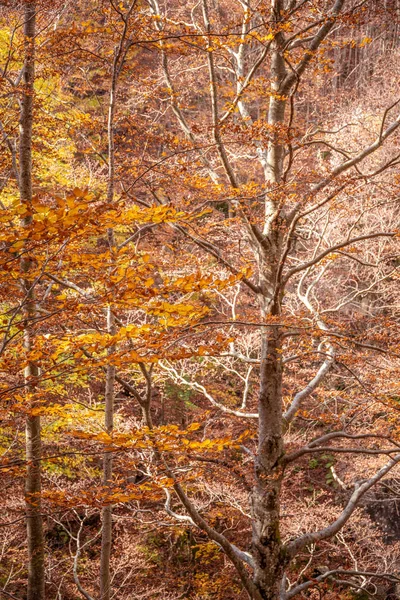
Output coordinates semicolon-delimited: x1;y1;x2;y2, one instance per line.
140;1;400;598
18;3;45;599
0;1;399;599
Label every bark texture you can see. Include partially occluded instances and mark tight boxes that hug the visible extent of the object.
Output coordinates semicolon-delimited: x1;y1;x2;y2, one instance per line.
99;328;115;600
19;4;45;600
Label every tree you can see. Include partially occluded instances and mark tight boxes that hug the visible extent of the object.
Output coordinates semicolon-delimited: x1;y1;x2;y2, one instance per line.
0;1;399;599
18;3;45;599
99;3;137;598
138;1;400;598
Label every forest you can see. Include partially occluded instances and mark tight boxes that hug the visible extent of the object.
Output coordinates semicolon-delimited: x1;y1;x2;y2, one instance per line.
0;0;400;599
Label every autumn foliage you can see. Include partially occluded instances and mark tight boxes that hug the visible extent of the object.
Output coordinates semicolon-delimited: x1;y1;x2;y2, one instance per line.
0;1;400;599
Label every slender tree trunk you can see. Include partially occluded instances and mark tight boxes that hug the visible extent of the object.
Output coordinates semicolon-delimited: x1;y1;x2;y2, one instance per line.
19;4;45;600
98;10;135;593
99;24;119;599
99;135;116;600
99;308;116;600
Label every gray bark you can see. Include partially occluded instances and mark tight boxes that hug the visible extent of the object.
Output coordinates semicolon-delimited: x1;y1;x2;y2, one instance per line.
251;2;346;597
99;6;135;594
250;4;288;597
99;53;117;600
19;4;45;600
252;327;287;600
139;1;400;598
99;31;118;600
99;313;115;600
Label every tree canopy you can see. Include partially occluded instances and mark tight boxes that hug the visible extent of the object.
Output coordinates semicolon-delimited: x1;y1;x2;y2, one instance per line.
0;1;400;599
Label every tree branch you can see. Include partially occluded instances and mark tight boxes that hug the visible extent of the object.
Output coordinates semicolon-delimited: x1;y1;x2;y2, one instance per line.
159;362;258;418
285;232;395;282
170;481;259;597
286;452;400;558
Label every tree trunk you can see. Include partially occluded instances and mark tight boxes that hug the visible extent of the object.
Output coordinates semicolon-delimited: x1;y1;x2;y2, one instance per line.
252;325;286;600
99;317;115;600
99;95;117;600
19;3;45;600
251;3;288;597
100;28;119;598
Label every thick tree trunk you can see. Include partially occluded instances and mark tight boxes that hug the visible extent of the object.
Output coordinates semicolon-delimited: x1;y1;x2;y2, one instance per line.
252;325;286;600
19;4;45;600
251;4;288;597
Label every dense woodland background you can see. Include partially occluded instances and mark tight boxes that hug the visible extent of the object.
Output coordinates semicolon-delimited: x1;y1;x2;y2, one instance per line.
1;1;400;599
